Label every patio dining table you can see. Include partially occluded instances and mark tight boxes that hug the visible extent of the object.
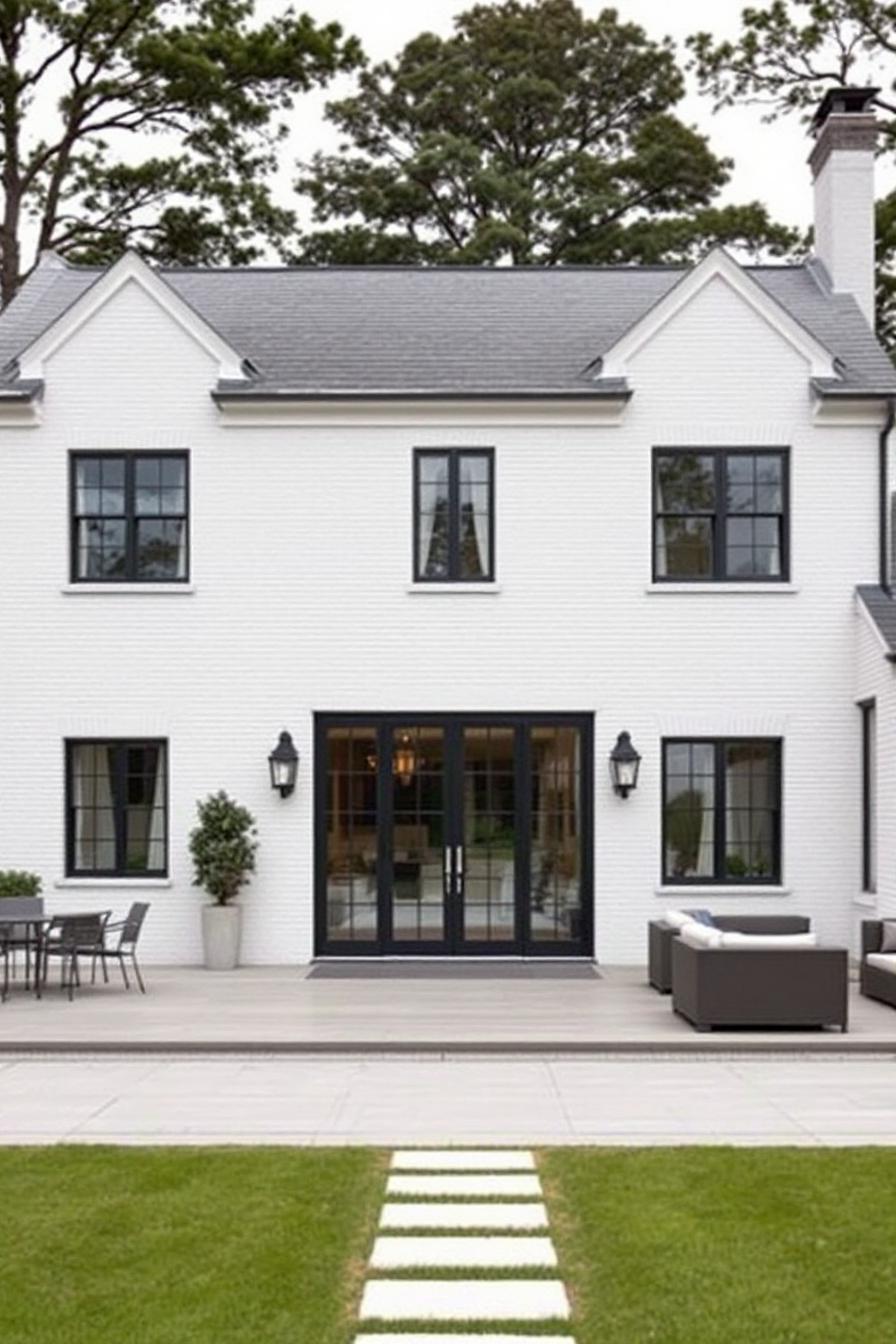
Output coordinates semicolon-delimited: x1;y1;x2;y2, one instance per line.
0;912;105;1000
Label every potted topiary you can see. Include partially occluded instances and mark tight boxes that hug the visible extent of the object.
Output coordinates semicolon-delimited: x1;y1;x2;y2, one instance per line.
189;791;258;970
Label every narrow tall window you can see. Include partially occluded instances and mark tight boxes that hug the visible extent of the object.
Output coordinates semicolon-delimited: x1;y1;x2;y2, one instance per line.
662;739;782;884
66;740;168;877
861;700;877;893
71;452;189;582
653;449;788;581
414;449;494;582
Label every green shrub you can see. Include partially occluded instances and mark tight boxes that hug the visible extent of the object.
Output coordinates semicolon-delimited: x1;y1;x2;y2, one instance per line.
0;871;42;899
189;791;258;906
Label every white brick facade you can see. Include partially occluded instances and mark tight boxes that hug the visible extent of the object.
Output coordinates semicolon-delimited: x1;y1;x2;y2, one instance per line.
0;261;891;965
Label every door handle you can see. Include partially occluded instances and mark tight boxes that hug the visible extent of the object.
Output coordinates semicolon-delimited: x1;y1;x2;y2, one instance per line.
443;847;452;895
455;844;464;892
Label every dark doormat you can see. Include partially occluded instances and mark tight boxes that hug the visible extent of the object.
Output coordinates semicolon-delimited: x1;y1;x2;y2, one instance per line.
307;961;601;979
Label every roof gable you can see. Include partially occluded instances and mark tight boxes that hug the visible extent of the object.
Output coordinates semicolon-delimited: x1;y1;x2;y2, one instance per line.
599;248;838;382
16;252;246;383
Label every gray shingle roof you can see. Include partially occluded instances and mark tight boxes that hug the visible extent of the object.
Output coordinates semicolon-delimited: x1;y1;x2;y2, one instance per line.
0;257;893;398
857;584;896;657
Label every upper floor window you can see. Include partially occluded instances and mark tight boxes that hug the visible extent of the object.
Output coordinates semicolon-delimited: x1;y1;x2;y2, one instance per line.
653;449;788;582
861;700;877;893
66;739;168;877
414;448;494;582
71;452;189;582
662;738;782;884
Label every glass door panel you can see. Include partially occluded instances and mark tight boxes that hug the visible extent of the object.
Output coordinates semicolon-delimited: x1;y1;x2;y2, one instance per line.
530;725;583;943
324;725;378;943
460;725;517;945
389;725;446;943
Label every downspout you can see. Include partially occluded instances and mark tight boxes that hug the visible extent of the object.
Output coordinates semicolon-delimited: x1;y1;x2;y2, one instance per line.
880;397;895;594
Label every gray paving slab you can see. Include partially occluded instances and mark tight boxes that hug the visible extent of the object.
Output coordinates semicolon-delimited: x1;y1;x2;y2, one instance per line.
369;1235;557;1269
359;1279;570;1321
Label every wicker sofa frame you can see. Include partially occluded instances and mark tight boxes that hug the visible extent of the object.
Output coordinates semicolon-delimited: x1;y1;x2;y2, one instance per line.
860;920;896;1010
670;937;848;1032
648;915;811;994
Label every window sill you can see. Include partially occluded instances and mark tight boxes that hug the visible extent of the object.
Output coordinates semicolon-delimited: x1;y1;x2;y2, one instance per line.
645;583;799;595
656;885;791;898
405;583;502;595
54;878;172;889
60;584;195;595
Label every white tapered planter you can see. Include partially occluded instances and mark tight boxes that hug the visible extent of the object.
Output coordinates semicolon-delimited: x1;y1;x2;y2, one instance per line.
201;904;242;970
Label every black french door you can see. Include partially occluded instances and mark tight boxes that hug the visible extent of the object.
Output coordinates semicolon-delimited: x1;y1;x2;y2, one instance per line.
314;713;593;956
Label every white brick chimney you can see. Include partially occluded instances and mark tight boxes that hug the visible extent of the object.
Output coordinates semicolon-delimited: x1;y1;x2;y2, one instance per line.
809;86;878;327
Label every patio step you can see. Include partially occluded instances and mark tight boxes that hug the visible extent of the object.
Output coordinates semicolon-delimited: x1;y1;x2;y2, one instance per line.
386;1173;542;1198
391;1148;535;1171
359;1279;571;1322
369;1234;557;1269
379;1201;549;1230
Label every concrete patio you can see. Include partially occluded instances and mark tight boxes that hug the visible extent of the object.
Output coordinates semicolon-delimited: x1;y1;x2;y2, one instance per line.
0;964;894;1053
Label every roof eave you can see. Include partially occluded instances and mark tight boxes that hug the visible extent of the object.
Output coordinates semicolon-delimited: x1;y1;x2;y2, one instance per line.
211;386;632;405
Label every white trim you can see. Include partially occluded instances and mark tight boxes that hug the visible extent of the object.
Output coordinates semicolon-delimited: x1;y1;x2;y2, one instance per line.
60;584;196;596
854;590;892;657
853;893;878;909
645;583;799;595
54;878;173;889
216;399;629;429
600;247;837;381
18;252;246;382
406;583;502;595
813;398;893;426
656;886;791;898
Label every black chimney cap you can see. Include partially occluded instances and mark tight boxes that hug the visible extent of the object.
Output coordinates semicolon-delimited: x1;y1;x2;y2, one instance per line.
811;86;879;132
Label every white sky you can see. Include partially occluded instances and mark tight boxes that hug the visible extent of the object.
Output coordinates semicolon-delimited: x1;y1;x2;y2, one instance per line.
276;0;894;232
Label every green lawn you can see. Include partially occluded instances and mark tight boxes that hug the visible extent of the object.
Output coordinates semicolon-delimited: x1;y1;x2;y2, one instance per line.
542;1147;896;1344
0;1146;385;1344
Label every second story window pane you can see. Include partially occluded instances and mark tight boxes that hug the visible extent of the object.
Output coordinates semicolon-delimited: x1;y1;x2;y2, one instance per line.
72;453;189;582
654;449;788;582
415;449;494;582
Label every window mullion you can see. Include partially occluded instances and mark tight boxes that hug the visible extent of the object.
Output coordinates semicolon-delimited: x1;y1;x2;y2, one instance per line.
126;456;137;581
715;740;726;882
114;745;127;876
716;454;727;580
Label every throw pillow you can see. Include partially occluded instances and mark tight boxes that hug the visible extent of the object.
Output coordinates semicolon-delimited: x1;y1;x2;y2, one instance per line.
880;921;896;952
687;909;716;927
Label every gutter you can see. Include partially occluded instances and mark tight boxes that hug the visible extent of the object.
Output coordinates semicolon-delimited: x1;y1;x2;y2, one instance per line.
211;387;632;405
880;397;895;593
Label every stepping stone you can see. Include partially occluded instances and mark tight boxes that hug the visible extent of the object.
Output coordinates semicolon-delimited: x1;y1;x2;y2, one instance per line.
391;1149;535;1171
386;1174;541;1198
359;1279;570;1322
356;1337;575;1344
380;1201;548;1230
370;1235;557;1269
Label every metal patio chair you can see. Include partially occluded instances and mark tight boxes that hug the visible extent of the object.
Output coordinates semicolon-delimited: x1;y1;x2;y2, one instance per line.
42;913;109;1001
0;926;10;1003
92;902;150;993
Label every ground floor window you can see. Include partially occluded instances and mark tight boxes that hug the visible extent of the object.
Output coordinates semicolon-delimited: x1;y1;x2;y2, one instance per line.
66;740;168;876
662;738;781;884
861;700;877;893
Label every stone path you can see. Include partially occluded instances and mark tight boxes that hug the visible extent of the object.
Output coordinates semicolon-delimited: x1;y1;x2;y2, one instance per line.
355;1148;575;1343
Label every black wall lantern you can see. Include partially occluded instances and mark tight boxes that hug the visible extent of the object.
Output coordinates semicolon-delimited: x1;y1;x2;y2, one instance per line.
609;731;641;799
268;730;299;798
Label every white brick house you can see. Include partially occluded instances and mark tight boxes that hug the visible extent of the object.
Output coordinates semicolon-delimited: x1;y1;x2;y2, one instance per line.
2;87;895;966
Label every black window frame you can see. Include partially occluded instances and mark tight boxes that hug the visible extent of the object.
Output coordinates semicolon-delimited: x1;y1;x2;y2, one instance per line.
70;450;190;584
661;736;783;886
413;447;495;583
652;447;789;583
65;738;169;878
860;699;877;893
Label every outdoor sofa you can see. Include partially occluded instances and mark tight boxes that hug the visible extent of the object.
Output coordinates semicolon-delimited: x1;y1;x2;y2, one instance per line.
648;912;811;993
860;920;896;1010
671;924;848;1032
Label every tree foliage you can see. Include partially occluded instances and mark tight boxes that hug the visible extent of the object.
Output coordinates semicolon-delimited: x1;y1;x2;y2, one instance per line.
689;0;896;344
0;0;361;304
296;0;797;267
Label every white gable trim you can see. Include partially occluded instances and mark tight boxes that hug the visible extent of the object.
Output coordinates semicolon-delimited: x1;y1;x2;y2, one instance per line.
17;252;247;382
599;247;837;381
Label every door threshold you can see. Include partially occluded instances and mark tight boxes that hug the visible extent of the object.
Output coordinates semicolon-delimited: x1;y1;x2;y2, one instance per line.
313;955;597;963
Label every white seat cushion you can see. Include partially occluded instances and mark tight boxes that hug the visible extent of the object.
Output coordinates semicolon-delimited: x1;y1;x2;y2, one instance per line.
679;922;724;949
718;931;818;949
664;909;694;930
866;952;896;975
